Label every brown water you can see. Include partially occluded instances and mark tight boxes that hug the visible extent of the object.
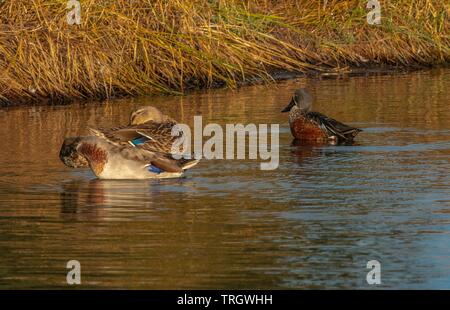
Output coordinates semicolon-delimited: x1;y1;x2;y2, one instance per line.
0;69;449;289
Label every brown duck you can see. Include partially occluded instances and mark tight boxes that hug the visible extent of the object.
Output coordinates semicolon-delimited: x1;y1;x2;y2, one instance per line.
282;89;362;144
60;106;182;168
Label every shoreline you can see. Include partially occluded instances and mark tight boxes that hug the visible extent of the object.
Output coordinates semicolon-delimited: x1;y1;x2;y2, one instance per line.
1;64;446;108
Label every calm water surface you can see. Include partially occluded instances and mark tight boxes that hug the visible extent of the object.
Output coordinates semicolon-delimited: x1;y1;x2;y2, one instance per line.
0;69;449;289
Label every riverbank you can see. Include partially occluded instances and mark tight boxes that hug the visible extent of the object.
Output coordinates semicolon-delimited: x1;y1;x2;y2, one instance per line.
0;0;448;105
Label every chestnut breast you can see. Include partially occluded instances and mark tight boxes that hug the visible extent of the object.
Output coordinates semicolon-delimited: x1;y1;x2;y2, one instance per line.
289;116;328;142
78;142;108;176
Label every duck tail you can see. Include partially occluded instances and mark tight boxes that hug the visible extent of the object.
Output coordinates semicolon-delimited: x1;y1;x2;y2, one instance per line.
347;128;362;140
180;158;200;170
87;127;104;137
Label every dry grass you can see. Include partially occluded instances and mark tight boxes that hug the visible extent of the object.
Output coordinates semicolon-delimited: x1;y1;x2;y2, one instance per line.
0;0;448;104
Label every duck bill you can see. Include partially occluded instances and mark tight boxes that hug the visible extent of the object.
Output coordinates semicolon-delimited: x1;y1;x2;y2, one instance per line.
281;98;295;112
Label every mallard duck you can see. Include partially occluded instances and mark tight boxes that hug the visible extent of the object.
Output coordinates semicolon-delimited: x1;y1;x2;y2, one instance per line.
88;120;180;153
60;106;181;168
89;106;179;152
59;136;198;179
281;89;362;144
129;106;176;125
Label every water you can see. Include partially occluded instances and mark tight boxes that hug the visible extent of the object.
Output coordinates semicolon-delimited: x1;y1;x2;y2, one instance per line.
0;69;449;289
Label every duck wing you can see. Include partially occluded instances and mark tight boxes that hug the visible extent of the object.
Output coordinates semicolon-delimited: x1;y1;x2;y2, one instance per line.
117;145;199;173
88;126;141;143
134;121;182;153
306;112;362;141
88;120;181;152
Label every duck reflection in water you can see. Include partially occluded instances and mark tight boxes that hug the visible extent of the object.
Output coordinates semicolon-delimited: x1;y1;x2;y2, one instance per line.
59;178;195;220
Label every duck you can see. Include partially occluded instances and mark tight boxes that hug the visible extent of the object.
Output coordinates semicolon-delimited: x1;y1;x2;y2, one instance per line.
281;89;362;144
59;136;199;179
129;106;176;125
89;105;179;153
60;106;181;169
88;119;180;154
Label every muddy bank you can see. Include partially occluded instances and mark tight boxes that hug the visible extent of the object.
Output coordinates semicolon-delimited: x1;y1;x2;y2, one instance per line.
2;64;441;107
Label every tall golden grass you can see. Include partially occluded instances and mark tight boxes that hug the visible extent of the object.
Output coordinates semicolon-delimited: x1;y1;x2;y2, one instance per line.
0;0;448;104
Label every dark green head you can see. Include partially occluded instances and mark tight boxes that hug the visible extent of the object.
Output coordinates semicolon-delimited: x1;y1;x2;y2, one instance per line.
281;88;313;113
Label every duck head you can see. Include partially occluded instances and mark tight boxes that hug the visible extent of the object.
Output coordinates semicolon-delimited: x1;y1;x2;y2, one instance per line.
59;137;89;168
60;136;111;177
129;106;173;125
281;88;312;113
